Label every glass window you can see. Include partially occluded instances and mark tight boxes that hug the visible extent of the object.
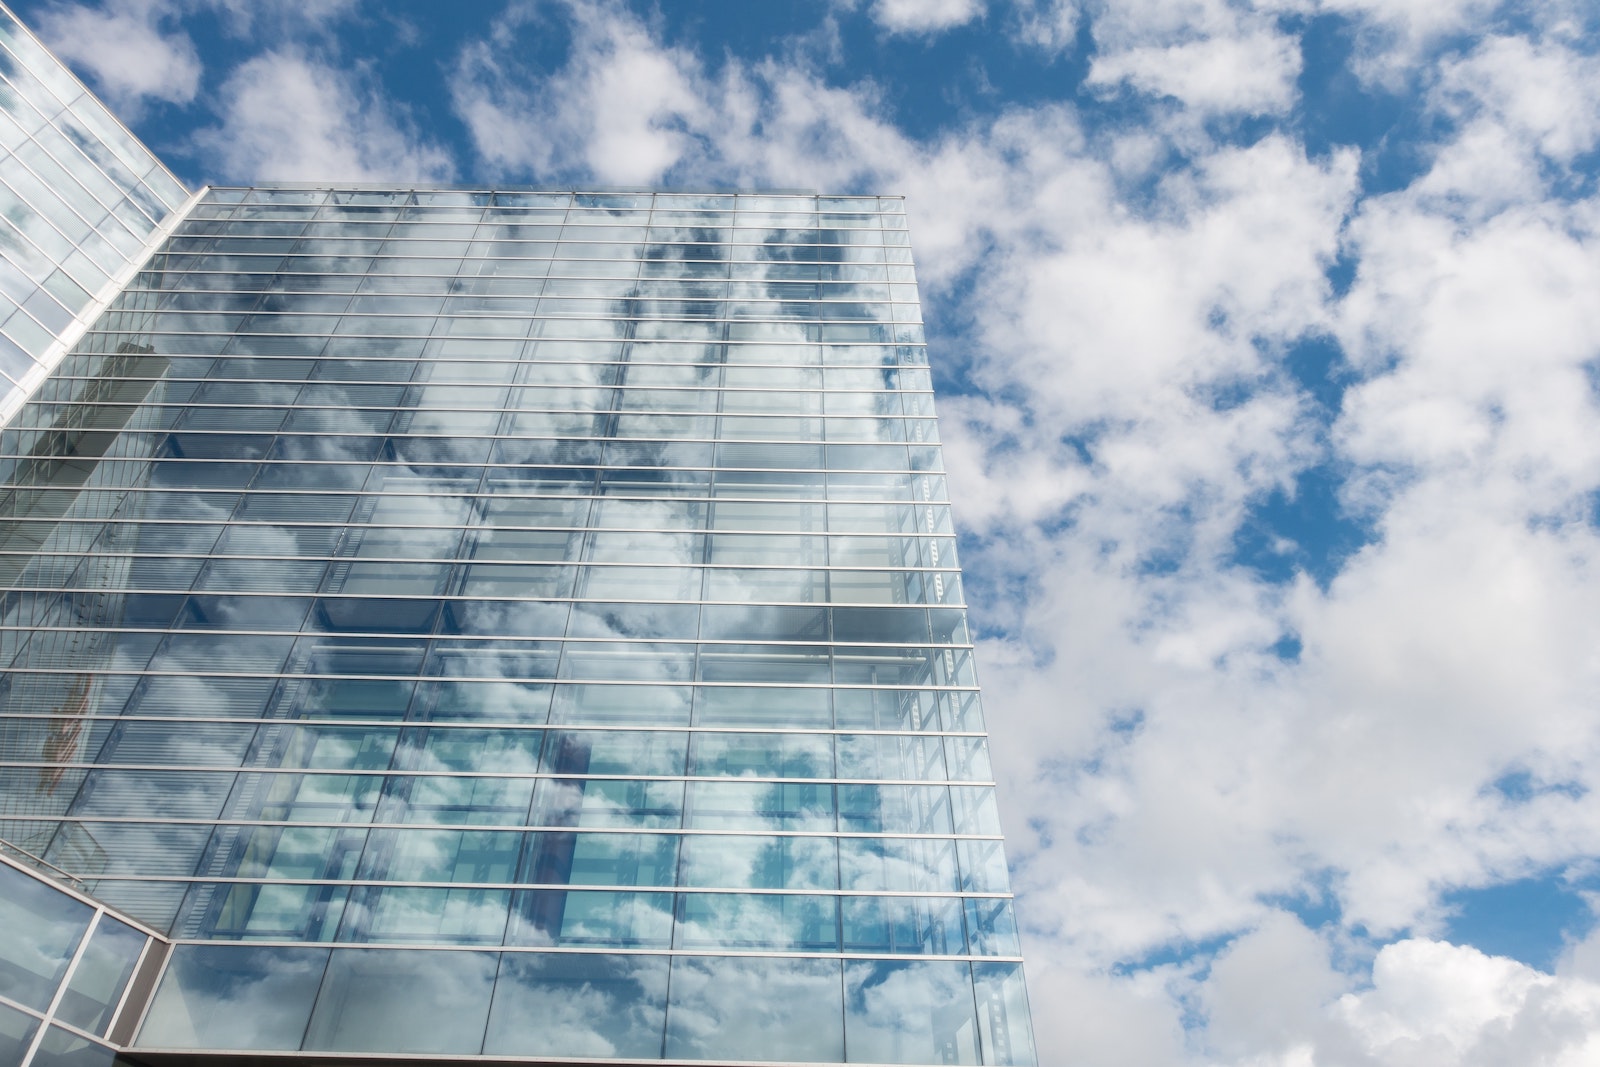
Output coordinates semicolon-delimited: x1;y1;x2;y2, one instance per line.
844;960;980;1065
484;952;667;1059
972;962;1037;1065
0;996;40;1064
523;831;679;887
0;859;93;1010
841;836;961;894
27;1025;120;1067
199;878;352;943
840;783;951;835
302;948;497;1054
664;955;843;1063
675;892;838;950
378;774;535;827
687;780;836;830
510;889;672;947
842;895;966;955
964;898;1021;957
838;733;947;781
678;834;836;890
409;680;554;723
139;945;329;1051
690;731;832;778
349;885;511;945
532;778;684;829
692;685;831;728
547;684;692;727
56;916;148;1034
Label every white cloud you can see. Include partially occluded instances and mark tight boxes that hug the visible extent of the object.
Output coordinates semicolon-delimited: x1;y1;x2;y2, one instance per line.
1335;940;1600;1066
36;0;201;111
451;2;706;185
1199;912;1344;1059
1074;0;1310;116
871;0;985;35
193;49;452;183
1087;31;1303;114
1009;0;1079;51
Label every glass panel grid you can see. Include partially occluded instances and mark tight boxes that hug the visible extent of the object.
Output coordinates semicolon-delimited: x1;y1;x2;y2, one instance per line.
0;6;187;416
0;185;1033;1065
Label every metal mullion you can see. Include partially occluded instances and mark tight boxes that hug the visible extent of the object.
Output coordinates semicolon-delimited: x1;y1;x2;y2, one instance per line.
0;989;47;1026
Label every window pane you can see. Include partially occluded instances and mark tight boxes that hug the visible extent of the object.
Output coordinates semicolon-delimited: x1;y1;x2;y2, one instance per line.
28;1025;120;1067
56;916;148;1034
664;955;843;1062
138;945;329;1051
484;952;667;1059
844;960;980;1065
302;948;496;1054
0;860;92;1011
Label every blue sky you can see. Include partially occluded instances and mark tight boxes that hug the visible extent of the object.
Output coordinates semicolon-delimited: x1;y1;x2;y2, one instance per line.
17;0;1600;1062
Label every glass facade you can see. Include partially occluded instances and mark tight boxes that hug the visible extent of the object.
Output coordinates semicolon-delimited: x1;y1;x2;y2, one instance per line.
0;1;190;423
0;185;1036;1065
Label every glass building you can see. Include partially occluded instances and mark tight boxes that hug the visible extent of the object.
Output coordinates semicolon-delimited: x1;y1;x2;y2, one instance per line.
0;10;1036;1067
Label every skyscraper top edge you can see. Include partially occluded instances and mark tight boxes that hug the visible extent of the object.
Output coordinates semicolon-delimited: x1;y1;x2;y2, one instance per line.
195;183;904;202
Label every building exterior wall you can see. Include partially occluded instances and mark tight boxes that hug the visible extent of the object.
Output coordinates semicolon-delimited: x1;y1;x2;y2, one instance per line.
0;1;190;423
0;184;1036;1064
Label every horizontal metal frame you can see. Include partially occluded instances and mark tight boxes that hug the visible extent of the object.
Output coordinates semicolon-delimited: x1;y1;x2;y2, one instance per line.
44;875;1009;897
0;560;962;581
134;256;918;273
11;816;1000;840
0;636;974;656
0;677;981;694
0;720;978;737
0;760;995;785
142;945;1021;965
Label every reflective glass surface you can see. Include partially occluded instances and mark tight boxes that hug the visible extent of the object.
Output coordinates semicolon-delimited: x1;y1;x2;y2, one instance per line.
0;187;1034;1065
0;859;91;1011
0;5;187;417
55;916;145;1033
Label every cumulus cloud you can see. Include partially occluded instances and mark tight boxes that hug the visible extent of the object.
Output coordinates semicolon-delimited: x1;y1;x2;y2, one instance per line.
1009;0;1079;52
34;0;202;111
195;49;453;182
1335;939;1600;1066
1086;31;1303;115
451;2;706;185
1077;0;1307;116
871;0;985;35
